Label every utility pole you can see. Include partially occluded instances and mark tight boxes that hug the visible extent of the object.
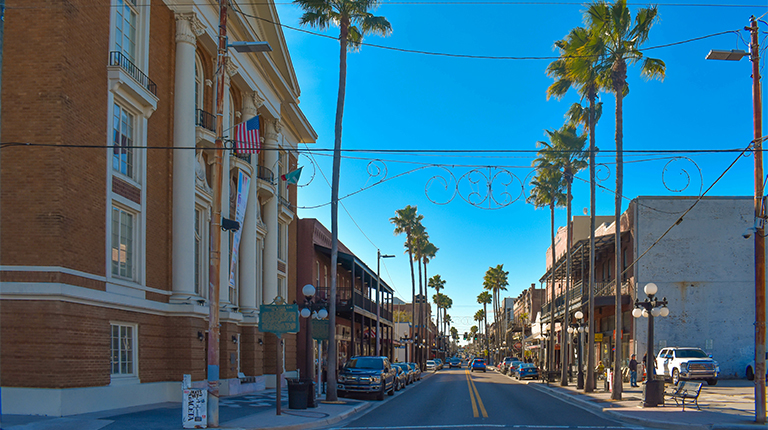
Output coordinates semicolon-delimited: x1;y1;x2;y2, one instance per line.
749;16;766;425
207;0;228;425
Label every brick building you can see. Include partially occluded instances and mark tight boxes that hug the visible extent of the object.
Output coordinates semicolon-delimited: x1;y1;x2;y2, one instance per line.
1;0;315;416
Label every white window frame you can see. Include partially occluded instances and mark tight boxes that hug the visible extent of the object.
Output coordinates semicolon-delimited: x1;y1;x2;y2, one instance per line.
112;102;137;181
110;0;148;73
111;204;139;281
194;200;211;298
195;54;204;111
110;322;139;384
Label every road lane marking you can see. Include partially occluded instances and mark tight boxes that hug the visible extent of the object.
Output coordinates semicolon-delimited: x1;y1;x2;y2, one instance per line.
465;369;479;417
465;369;488;418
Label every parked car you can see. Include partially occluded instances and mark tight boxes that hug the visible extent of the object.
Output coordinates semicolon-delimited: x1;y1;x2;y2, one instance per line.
426;360;437;371
447;357;462;368
499;357;515;374
471;358;487;373
338;356;397;400
656;347;719;386
394;363;413;385
516;363;539;380
746;352;768;381
393;365;407;391
407;362;422;381
434;358;444;370
507;360;524;377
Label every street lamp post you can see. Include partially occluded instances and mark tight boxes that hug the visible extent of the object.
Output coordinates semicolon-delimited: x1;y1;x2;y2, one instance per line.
706;17;765;424
632;282;669;407
376;251;395;357
300;284;329;404
567;310;587;389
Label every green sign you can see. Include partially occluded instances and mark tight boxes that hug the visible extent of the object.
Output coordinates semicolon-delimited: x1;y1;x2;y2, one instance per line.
259;304;299;334
311;319;330;341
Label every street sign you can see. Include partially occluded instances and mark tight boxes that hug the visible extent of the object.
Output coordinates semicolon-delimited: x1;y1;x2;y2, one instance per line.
312;318;329;341
259;304;299;334
594;333;603;342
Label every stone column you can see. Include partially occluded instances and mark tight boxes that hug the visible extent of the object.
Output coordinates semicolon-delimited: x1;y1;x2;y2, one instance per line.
239;92;263;314
262;118;280;304
171;13;203;301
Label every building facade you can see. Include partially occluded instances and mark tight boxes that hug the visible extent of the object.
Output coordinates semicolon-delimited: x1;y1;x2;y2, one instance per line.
1;0;315;416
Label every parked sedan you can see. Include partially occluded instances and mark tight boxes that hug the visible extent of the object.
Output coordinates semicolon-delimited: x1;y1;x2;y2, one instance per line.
434;358;444;370
471;358;487;372
507;361;524;377
408;362;422;381
516;363;540;380
394;363;413;385
393;365;408;390
426;360;437;371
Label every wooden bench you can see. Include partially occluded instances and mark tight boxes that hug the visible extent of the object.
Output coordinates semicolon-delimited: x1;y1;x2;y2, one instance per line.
667;381;703;411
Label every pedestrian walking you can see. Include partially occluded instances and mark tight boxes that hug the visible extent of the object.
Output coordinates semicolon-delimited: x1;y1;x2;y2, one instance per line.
629;354;638;387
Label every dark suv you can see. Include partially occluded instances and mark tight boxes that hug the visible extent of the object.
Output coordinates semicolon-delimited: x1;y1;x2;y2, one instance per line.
338;356;397;400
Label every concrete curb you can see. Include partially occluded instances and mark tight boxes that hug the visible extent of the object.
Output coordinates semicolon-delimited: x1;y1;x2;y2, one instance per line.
252;402;372;430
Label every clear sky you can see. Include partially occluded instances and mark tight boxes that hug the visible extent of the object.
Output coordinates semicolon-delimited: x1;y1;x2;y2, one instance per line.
272;1;768;343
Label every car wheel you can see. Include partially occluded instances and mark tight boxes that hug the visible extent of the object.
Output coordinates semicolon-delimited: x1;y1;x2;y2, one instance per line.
672;368;680;386
706;379;718;386
377;385;386;401
747;366;755;381
388;381;395;396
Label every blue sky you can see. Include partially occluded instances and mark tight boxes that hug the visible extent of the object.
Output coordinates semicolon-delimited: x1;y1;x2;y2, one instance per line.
273;1;768;342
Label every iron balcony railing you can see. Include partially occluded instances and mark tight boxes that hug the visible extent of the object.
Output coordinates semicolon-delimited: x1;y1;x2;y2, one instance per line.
195;108;215;132
233;152;251;163
257;165;274;184
109;51;157;96
541;279;632;320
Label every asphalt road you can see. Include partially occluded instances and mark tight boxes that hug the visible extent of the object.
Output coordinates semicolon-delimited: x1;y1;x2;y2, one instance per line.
330;367;644;430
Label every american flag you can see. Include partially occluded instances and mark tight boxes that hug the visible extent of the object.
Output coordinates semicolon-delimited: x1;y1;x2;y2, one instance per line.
234;116;260;154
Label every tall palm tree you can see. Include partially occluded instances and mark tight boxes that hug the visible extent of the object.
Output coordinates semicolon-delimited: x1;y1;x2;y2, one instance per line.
391;205;423;366
410;222;428;367
422;242;439;352
528;162;566;374
477;291;492;360
547;23;607;393
442;297;453;352
483;265;509;364
296;0;391;402
583;0;665;399
429;275;446;355
536;125;588;385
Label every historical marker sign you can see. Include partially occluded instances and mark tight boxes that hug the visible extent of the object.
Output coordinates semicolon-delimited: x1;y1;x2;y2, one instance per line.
259;304;299;334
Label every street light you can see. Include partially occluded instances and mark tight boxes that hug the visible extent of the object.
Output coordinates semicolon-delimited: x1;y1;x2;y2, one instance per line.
633;282;669;407
567;310;587;389
707;17;765;423
300;284;328;403
376;251;395;357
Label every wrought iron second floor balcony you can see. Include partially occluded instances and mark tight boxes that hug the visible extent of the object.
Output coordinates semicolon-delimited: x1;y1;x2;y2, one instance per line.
195;108;215;133
257;165;274;185
314;286;393;324
109;51;157;96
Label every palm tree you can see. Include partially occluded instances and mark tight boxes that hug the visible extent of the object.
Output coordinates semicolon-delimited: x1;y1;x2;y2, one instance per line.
583;0;665;399
422;242;439;352
536;125;588;385
442;297;453;353
483;265;509;364
391;205;423;367
296;0;392;402
429;274;446;352
528;161;566;374
410;222;428;367
477;291;492;360
547;23;607;393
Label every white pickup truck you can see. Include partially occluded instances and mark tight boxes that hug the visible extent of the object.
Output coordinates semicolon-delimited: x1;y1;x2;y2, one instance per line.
655;347;719;386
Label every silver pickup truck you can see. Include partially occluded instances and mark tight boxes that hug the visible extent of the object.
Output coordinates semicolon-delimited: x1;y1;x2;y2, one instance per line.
656;347;719;386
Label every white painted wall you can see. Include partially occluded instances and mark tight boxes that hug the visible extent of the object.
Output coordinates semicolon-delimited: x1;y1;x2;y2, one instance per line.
632;196;762;378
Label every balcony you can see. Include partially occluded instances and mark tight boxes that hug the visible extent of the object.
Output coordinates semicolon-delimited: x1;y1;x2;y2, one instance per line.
257;165;274;184
233;152;251;163
195;109;215;132
334;288;392;322
541;279;632;322
109;51;157;96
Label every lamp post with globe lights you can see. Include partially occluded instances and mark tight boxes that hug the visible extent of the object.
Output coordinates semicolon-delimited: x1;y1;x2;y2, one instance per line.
567;310;587;389
300;284;329;400
632;282;669;407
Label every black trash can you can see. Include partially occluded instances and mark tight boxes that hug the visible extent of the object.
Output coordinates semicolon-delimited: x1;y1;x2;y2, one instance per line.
287;379;309;409
302;378;317;408
642;377;665;407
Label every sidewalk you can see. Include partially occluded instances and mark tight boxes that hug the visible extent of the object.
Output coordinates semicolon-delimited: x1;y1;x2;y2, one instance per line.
526;376;767;430
0;388;371;430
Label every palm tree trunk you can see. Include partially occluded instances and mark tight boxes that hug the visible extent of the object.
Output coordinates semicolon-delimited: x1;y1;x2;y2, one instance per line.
586;91;597;393
327;18;350;403
561;172;572;386
407;241;416;367
417;256;424;364
549;203;556;373
612;60;627;400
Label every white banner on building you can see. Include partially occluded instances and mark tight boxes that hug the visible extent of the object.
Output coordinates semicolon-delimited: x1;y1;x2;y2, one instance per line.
229;169;251;288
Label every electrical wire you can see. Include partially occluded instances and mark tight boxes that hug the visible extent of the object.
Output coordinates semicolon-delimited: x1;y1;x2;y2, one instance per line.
10;1;768;8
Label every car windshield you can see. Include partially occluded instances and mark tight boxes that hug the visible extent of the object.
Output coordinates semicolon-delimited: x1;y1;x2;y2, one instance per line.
520;363;535;368
345;357;384;370
676;349;709;358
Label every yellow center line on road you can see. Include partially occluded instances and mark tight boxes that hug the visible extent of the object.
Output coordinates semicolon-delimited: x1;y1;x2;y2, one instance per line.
464;369;488;418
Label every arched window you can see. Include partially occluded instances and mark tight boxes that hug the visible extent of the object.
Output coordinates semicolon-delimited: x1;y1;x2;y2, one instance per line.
195;54;204;110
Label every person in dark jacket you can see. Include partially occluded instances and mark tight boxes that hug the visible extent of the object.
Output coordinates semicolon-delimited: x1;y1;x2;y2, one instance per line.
629;354;638;387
